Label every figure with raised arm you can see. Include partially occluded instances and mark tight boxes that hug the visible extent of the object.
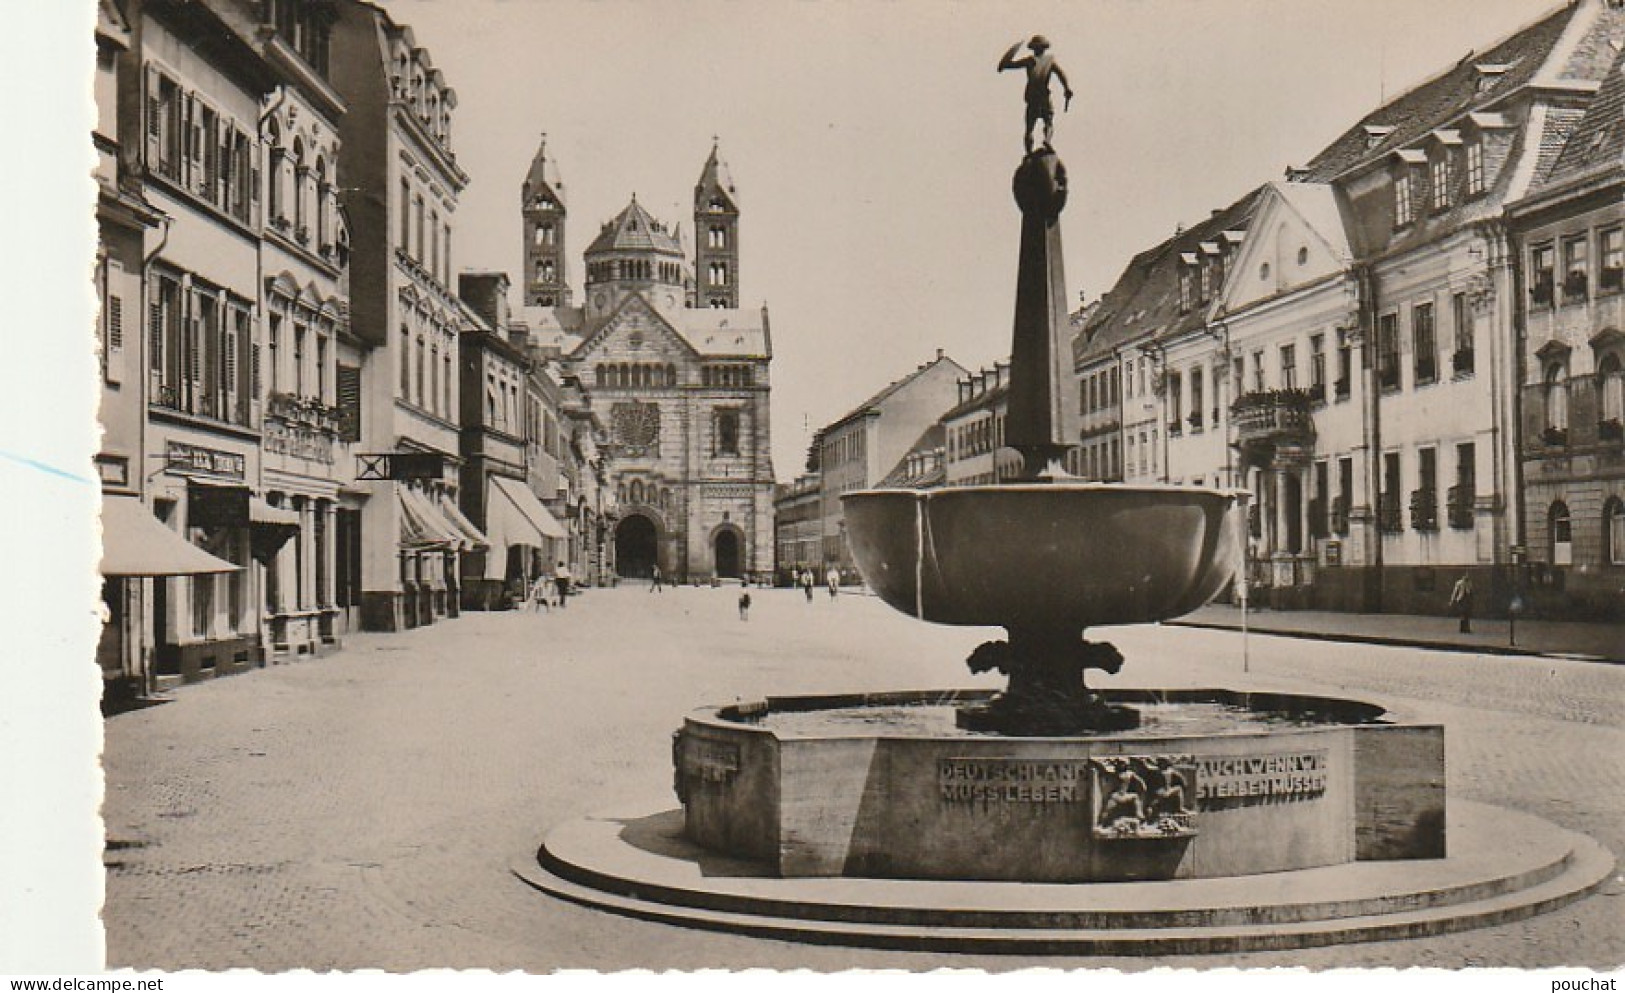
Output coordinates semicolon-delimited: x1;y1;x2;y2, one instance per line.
999;35;1073;153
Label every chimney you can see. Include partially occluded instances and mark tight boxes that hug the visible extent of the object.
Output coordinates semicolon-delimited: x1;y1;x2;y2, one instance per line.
936;348;944;361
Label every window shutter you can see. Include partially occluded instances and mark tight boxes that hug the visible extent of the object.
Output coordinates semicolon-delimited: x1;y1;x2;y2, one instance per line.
337;363;361;442
251;341;262;398
144;68;160;168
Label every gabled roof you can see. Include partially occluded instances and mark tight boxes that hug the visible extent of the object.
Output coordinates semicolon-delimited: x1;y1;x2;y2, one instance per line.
585;198;685;256
1301;4;1580;182
824;354;968;433
1541;45;1625;185
1075;186;1266;364
677;307;771;359
940;381;1008;423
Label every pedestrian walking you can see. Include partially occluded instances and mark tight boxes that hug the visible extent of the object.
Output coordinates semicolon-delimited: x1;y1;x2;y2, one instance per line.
826;566;840;599
738;590;752;621
1449;572;1474;633
528;574;551;613
800;568;815;602
649;564;663;593
554;561;572;608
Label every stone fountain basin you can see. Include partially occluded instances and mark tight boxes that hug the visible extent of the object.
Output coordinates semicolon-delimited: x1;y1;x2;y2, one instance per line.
674;689;1445;883
841;484;1246;629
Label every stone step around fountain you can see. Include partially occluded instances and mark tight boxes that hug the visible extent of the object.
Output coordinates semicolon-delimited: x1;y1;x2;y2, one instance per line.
514;799;1614;955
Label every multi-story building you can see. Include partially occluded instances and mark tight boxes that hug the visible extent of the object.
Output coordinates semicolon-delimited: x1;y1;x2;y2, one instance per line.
254;0;360;657
515;139;775;583
1072;0;1625;618
118;0;298;683
455;272;568;609
772;475;823;585
942;362;1018;487
814;350;966;575
329;2;477;631
1508;43;1625;619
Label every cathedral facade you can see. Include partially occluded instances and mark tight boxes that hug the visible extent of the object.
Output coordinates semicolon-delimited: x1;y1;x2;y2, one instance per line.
519;140;774;582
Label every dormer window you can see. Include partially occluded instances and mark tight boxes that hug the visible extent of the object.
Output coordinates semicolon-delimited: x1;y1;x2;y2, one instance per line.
1178;267;1194;314
1430;152;1452;211
1474;64;1511;95
1395;170;1415;227
1364;124;1395;150
1465;139;1485;195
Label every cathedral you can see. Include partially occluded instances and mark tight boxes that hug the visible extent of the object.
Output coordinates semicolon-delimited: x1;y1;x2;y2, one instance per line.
518;138;775;583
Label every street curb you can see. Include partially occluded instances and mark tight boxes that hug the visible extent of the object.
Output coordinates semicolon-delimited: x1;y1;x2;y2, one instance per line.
1165;620;1616;665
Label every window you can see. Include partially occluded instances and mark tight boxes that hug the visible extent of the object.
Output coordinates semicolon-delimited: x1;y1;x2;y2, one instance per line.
1430;152;1452;211
1452;292;1474;376
399;179;411;251
399;325;410;394
1309;334;1325;400
1336;456;1354;535
1562;236;1589;303
1412;447;1438;531
1544;361;1570;441
1280;343;1297;390
1598;354;1624;436
1189;369;1204;430
715;409;740;456
1178;268;1194;313
1251;350;1265;392
1465;139;1485;195
415;335;425;407
1605;498;1625;566
1549;501;1572;566
430;210;440;278
1378;313;1400;391
414;196;425;262
1413;301;1437;384
1335;329;1352;399
1380;452;1402;533
1167;372;1183;435
1531;243;1555;306
1394;170;1415;227
443;223;452;284
1450;443;1475;529
1600;228;1623;294
293;325;306;398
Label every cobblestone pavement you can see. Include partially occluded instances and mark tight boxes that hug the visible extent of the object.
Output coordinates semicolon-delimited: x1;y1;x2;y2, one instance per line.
102;586;1625;972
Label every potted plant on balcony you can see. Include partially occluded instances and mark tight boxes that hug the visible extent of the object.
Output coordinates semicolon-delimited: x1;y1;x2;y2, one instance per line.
1542;425;1569;447
1599;418;1624;443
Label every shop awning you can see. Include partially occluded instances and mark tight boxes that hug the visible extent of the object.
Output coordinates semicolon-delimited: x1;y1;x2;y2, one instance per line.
397;486;459;550
491;476;567;539
249;496;300;564
481;477;565;580
100;495;240;577
438;494;489;551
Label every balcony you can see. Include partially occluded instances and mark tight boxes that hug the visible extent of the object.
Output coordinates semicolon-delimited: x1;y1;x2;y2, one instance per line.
1232;389;1315;461
1542;425;1569;448
267;391;345;435
1409;487;1438;532
1447;484;1474;530
1378;493;1402;534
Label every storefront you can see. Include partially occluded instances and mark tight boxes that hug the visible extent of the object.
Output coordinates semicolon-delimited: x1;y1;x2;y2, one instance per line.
466;474;566;609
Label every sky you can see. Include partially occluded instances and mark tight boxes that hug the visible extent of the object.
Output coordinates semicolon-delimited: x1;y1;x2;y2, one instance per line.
383;0;1545;481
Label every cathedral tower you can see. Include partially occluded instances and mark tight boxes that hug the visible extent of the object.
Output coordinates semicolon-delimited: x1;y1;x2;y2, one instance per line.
693;140;739;309
521;134;570;307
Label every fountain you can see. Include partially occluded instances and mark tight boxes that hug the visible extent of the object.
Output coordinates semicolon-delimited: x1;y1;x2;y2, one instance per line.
517;41;1612;952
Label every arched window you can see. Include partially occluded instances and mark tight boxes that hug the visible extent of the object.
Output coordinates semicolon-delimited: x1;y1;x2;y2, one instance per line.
1549;501;1572;566
1604;497;1625;567
265;118;285;223
292;138;308;240
1545;361;1569;434
315;157;330;249
1598;353;1623;428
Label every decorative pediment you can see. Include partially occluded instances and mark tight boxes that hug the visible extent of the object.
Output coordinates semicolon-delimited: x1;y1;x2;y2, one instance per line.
570;293;698;364
1217;181;1353;315
1533;338;1573;364
1588;327;1623;353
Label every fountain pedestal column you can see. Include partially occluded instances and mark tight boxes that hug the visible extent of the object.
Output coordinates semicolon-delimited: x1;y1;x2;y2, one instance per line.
956;624;1140;735
1006;148;1078;479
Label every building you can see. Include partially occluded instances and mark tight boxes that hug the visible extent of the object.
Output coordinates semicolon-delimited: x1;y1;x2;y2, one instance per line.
329;1;480;631
1507;42;1625;619
814;351;967;575
255;0;361;657
1072;0;1625;618
942;362;1018;487
772;475;823;585
114;0;305;684
515;139;775;583
455;272;569;609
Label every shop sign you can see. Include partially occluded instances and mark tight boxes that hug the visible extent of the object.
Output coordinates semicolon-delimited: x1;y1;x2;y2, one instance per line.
166;441;246;480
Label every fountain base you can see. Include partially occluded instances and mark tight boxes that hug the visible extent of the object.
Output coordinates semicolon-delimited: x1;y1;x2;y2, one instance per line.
955;695;1140;735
